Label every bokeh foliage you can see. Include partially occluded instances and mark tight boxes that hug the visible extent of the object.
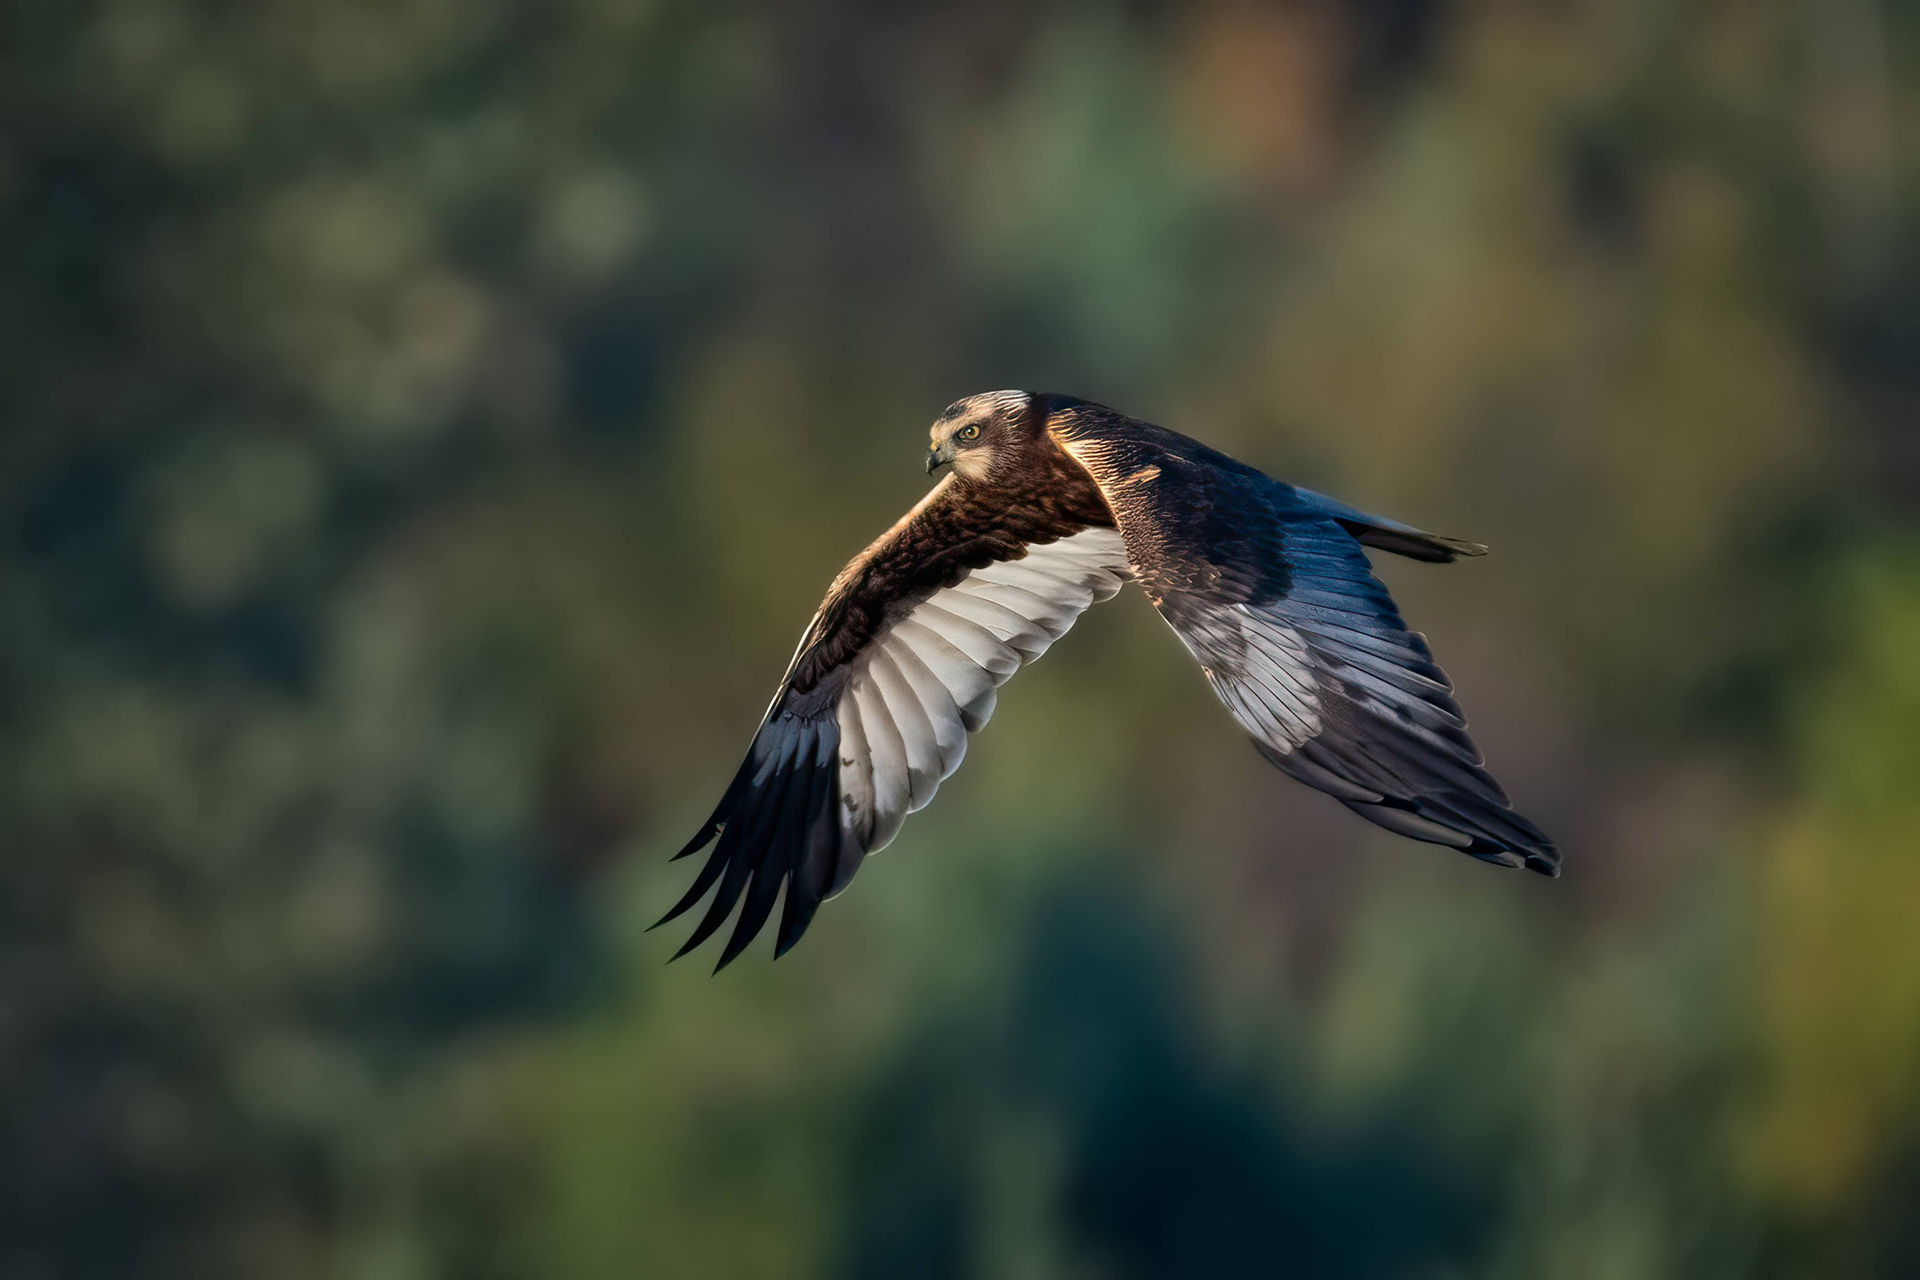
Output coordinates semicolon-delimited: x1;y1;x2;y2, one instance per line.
4;1;1918;1277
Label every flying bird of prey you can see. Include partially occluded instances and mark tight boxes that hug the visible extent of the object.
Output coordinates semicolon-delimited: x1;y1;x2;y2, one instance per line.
660;392;1558;967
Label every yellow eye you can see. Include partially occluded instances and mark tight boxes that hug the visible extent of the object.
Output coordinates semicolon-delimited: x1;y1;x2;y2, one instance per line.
957;424;979;441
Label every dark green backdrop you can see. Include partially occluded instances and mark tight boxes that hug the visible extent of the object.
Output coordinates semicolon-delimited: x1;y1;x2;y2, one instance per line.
5;2;1918;1276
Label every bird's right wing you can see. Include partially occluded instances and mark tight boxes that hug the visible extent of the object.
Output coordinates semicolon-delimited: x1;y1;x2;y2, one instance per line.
1049;409;1558;875
659;471;1128;967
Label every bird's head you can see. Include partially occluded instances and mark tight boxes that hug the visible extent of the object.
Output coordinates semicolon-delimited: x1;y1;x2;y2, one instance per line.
926;390;1032;483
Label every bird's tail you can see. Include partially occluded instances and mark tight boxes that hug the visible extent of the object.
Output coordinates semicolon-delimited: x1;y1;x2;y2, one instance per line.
1288;485;1488;563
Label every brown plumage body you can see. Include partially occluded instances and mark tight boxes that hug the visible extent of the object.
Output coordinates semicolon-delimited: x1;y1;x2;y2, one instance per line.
662;390;1558;969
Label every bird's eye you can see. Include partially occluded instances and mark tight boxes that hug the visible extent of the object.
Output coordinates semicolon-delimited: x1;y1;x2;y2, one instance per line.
957;424;979;441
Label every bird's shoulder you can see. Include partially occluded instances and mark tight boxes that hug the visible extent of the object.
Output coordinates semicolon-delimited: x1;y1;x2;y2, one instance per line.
787;464;1112;696
1045;401;1302;488
1044;404;1321;605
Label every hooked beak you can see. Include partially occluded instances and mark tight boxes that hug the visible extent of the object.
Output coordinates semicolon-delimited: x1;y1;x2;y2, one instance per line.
926;443;950;475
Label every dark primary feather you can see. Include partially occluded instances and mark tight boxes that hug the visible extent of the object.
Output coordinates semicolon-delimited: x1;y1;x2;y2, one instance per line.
1048;403;1558;876
655;713;846;969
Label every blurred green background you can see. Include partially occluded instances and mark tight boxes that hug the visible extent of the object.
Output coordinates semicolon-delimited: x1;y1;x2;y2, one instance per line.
5;1;1919;1276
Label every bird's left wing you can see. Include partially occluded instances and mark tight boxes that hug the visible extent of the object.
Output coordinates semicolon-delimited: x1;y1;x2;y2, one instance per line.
1049;409;1558;876
659;474;1127;967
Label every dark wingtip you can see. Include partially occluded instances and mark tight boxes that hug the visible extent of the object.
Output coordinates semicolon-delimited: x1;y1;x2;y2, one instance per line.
713;878;775;972
647;890;701;933
648;901;695;934
714;888;782;969
650;845;729;931
773;884;822;958
662;719;846;971
1524;847;1561;878
772;907;814;959
671;826;718;861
